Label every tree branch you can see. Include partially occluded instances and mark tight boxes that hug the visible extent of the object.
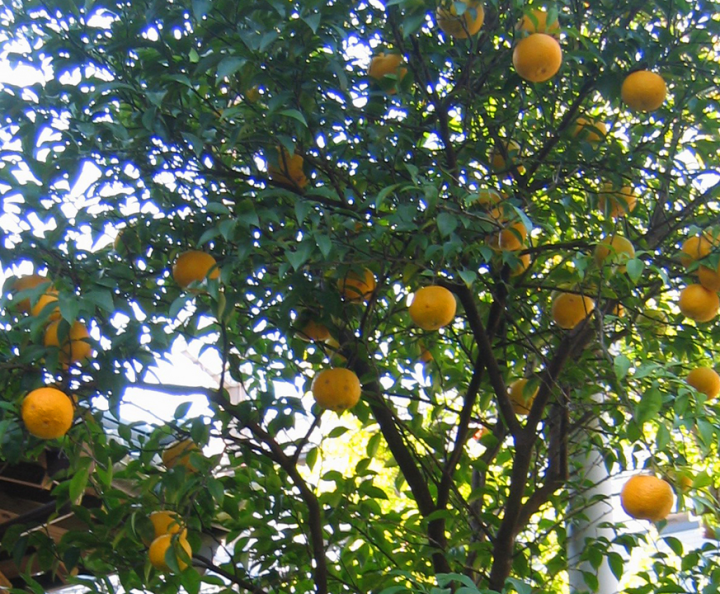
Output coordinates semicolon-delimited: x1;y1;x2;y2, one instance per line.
245;422;329;594
488;320;597;591
515;396;569;528
440;280;521;437
193;554;268;594
435;276;510;510
349;356;452;575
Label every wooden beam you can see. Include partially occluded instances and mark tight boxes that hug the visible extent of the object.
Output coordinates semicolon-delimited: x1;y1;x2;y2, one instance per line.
0;493;45;518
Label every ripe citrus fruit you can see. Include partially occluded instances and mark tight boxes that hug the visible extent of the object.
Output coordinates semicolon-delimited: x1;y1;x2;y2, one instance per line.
419;342;434;364
436;0;485;39
573;117;607;144
476;189;511;222
680;234;713;268
698;264;720;292
512;33;563;83
44;320;92;366
686;367;720;400
470;188;507;223
498;220;529;251
296;319;331;342
473;188;504;208
508;378;539;416
148;533;192;572
172;251;220;289
678;284;719;323
490;140;524;174
162;440;200;472
338;268;376;302
268;148;308;189
21;387;74;440
621;70;667;112
510;253;531;276
150;511;186;539
11;274;50;313
598;184;637;218
29;287;60;319
368;53;407;93
551;293;595;329
516;9;560;35
486;204;507;224
620;474;674;521
409;286;457;330
311;368;362;412
676;472;693;494
594;235;635;272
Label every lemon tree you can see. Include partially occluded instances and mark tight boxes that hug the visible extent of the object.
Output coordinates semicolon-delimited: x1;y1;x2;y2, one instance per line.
1;1;720;593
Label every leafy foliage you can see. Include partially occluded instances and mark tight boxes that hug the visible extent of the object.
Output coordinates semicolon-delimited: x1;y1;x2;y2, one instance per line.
1;0;720;593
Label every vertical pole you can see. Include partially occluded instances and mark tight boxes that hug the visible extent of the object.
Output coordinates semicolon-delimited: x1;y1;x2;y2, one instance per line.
567;435;618;594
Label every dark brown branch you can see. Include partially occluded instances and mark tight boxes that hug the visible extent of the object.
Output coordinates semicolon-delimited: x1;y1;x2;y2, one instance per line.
441;280;521;437
387;9;458;179
523;76;597;180
516;396;569;528
193;554;268;594
290;414;322;466
350;356;452;575
245;422;329;594
435;277;509;510
149;381;330;594
488;319;597;591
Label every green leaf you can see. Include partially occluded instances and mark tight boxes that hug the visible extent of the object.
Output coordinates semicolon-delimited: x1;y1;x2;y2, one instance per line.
375;184;400;208
305;446;318;470
169;295;192;318
634;387;663;424
85;290;115;313
206;202;230;214
217;57;246;80
286;246;311;270
59;297;80;323
302;13;321;33
180;569;201;594
295;200;312;225
208;477;225;506
626;258;644;283
69;464;91;503
367;432;382;458
315;233;333;258
607;552;624;580
613;354;631;380
192;0;211;18
663;536;684;556
656;423;670;450
505;577;533;594
279;109;308;127
358;483;388;499
174;402;192;419
458;269;476;286
328;426;349;438
437;212;458;237
697;418;715;448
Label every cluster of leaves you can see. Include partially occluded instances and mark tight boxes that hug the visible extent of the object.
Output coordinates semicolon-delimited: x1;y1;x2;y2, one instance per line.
1;0;720;593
